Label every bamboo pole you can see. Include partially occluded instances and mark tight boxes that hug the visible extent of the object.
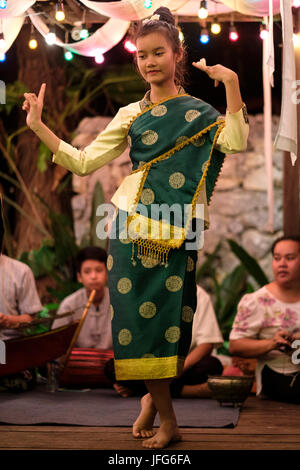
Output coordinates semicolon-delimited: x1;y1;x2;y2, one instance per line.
59;289;96;372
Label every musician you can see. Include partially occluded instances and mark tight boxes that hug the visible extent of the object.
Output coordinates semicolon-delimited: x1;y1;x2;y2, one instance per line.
0;254;43;341
52;246;113;349
0;254;43;391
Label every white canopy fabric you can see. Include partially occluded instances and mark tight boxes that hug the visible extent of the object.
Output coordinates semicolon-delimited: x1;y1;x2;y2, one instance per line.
28;8;130;57
79;0;190;21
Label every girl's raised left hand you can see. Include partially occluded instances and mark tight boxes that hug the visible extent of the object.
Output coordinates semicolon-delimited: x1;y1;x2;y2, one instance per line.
192;59;237;87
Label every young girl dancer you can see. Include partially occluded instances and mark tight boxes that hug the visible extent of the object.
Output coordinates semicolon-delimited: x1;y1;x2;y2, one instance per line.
23;7;248;449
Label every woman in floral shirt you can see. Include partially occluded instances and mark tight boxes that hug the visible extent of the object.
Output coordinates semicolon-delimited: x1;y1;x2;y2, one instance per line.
230;236;300;403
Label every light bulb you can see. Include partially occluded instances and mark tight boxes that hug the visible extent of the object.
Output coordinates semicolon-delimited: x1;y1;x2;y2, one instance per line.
46;32;56;45
64;51;73;61
198;1;208;20
29;38;38;50
55;2;65;22
144;0;152;8
200;28;210;44
229;24;239;42
260;24;268;40
0;52;6;61
94;50;105;64
0;1;7;10
124;40;137;53
80;28;89;39
211;18;221;35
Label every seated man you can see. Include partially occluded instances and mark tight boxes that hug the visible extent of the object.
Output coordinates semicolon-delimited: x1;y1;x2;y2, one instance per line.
0;254;42;339
52;246;112;350
105;284;224;398
229;236;300;404
0;253;43;391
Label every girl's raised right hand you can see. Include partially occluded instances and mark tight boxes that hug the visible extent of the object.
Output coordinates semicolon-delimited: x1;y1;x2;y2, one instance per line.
22;83;46;130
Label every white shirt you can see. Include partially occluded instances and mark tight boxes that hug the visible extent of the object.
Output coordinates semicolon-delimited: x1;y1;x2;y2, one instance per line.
190;285;223;352
52;286;113;350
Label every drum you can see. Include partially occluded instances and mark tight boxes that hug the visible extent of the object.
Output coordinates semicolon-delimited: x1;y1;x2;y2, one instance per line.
59;348;114;388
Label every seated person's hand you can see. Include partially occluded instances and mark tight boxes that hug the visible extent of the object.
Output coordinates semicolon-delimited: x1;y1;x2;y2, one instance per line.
271;329;293;353
0;313;20;329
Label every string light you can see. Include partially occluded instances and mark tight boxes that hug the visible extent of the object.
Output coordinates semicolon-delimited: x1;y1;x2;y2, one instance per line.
0;32;6;50
94;49;105;64
144;0;152;9
28;24;38;50
45;27;56;45
260;23;268;40
229;22;239;41
198;1;208;20
55;1;65;22
0;1;7;10
64;50;73;61
124;39;137;53
200;27;210;44
80;27;89;39
0;52;6;61
211;17;221;35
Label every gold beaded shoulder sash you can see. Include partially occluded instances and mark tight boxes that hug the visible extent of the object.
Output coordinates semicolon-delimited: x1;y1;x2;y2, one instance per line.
126;95;225;264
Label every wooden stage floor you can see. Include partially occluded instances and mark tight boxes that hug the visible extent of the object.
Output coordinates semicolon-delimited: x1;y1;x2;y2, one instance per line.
0;395;299;451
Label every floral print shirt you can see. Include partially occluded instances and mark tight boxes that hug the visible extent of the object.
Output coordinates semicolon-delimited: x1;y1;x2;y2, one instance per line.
230;286;300;395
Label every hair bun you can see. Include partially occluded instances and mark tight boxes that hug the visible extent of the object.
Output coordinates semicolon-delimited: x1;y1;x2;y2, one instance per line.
153;7;175;26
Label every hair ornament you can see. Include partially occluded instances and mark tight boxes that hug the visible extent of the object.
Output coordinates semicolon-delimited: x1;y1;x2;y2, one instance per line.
142;14;160;25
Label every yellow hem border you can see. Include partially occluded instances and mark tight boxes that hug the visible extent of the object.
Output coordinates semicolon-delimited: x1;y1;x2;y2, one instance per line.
114;356;185;381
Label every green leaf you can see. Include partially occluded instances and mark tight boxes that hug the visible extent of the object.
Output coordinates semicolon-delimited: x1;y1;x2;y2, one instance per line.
227;238;269;286
217;265;247;324
37;142;52;173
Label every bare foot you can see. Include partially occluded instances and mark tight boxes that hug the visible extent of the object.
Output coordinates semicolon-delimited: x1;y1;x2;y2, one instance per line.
132;393;157;439
113;383;134;398
142;420;182;449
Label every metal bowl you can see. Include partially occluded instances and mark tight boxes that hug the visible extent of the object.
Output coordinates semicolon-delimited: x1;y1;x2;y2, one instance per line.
207;375;254;407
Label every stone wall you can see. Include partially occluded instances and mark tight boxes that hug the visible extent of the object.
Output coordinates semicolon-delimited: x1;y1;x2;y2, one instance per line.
70;113;284;284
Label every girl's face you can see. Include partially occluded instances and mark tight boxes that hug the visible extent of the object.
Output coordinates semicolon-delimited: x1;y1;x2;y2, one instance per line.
136;31;180;87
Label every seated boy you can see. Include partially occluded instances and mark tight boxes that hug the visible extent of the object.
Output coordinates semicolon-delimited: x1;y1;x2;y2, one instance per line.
52;246;112;350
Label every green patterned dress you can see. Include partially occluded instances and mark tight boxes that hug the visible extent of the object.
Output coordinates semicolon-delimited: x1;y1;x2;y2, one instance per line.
108;94;225;381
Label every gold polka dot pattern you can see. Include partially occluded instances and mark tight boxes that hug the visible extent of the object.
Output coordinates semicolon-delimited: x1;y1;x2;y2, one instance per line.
151;105;167;117
185;109;201;122
107;254;113;271
117;277;132;294
165;276;183;292
141;256;160;268
118;328;132;346
165;326;181;343
182;306;194;323
192;135;206;147
139;301;157;319
186;256;195;272
110;304;114;320
169;172;185;189
140;188;155;205
141;130;158;146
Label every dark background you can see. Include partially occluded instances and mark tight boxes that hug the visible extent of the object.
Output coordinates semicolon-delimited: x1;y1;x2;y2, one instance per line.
0;20;283;116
